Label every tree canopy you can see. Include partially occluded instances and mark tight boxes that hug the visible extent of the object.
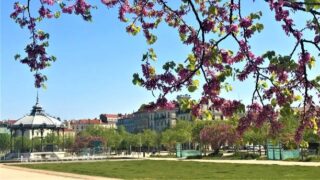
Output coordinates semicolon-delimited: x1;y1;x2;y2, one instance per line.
0;134;10;153
10;0;320;142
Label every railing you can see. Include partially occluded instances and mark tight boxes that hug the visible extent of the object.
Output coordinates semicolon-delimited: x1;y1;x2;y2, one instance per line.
0;152;150;163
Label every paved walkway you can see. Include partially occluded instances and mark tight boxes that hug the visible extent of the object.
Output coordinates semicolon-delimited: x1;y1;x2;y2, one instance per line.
0;164;120;180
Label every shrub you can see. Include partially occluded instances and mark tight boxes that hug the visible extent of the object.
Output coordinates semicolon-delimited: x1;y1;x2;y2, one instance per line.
186;155;202;159
149;154;176;158
207;152;223;157
234;152;260;159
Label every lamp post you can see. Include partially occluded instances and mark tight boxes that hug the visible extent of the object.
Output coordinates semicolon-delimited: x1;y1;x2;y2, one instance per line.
31;129;34;152
19;123;24;153
57;128;60;151
10;129;13;153
62;128;65;151
139;134;142;158
40;123;46;152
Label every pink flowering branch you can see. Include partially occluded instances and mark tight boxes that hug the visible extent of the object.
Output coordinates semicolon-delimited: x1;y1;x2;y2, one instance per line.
11;0;320;143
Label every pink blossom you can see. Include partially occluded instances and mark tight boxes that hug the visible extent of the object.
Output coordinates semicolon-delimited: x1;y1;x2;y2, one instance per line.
43;0;55;5
239;18;252;28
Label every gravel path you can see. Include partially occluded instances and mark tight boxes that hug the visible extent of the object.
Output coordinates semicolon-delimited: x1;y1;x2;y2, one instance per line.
0;164;120;180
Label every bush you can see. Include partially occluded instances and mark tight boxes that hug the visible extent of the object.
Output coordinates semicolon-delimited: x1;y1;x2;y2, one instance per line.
149;154;176;158
283;158;300;161
284;157;311;162
207;152;223;157
234;152;260;159
308;156;320;162
257;156;268;160
304;157;312;162
186;155;202;159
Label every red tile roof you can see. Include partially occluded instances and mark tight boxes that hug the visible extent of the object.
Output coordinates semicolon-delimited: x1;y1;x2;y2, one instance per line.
101;114;119;119
70;119;101;125
0;120;17;125
102;121;116;124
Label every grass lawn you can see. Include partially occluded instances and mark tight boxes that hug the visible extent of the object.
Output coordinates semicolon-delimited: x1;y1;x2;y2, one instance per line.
17;160;319;179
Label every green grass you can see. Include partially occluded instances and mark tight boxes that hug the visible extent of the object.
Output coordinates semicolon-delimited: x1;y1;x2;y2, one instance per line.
17;160;319;179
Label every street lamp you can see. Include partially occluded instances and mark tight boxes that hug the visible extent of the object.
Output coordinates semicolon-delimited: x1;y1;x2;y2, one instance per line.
139;134;142;158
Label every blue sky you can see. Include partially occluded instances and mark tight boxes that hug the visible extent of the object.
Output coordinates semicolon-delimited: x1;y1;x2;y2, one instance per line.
1;1;318;120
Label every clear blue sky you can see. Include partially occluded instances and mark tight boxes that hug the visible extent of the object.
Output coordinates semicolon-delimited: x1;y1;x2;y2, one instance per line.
1;1;318;120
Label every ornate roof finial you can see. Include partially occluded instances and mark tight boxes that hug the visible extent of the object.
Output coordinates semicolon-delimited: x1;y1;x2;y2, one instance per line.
36;90;39;105
31;90;43;115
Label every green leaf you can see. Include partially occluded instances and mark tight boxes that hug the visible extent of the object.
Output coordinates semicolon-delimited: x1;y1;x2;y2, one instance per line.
155;18;162;27
42;41;49;47
224;65;233;77
179;98;191;111
14;54;20;60
188;54;196;64
237;104;246;113
255;23;264;33
262;51;276;60
260;81;268;89
188;85;197;92
163;61;176;71
51;56;57;61
188;79;199;92
187;64;195;71
127;23;140;36
193;79;199;86
147;34;157;45
41;84;47;89
142;53;148;61
249;11;262;20
175;64;184;73
54;11;61;18
223;83;233;92
59;2;66;8
271;98;277;107
209;6;218;16
308;56;316;69
294;95;303;102
148;48;157;61
203;110;213;120
132;73;143;86
305;0;320;10
179;33;187;41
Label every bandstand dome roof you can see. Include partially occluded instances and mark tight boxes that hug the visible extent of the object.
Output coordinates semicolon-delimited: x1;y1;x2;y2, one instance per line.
11;96;63;129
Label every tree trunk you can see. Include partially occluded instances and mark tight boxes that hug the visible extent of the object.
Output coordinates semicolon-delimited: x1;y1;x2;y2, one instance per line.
213;148;220;156
204;145;207;156
259;145;262;156
318;141;320;156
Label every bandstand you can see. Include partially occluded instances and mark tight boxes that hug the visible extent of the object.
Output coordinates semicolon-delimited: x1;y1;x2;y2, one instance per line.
8;96;66;159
